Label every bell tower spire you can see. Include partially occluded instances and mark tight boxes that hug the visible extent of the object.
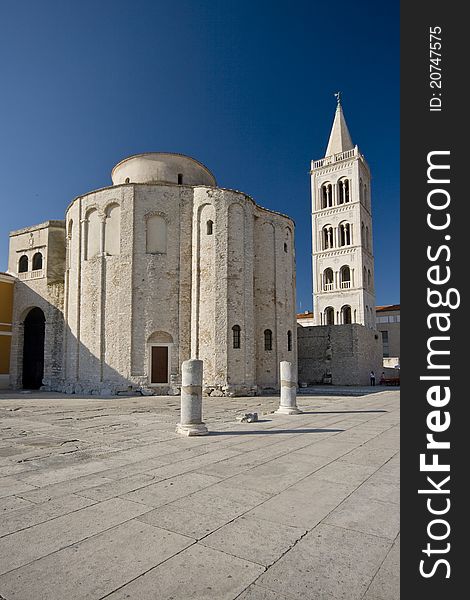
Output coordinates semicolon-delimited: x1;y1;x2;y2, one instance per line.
325;92;354;157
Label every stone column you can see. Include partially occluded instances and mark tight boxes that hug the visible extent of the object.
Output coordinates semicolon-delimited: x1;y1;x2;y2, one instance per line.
176;359;209;436
275;361;301;415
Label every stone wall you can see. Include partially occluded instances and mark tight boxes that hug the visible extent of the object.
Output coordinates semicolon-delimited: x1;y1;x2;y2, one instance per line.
297;323;382;386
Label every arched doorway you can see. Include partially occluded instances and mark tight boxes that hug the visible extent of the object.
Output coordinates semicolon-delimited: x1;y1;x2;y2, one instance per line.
22;307;45;389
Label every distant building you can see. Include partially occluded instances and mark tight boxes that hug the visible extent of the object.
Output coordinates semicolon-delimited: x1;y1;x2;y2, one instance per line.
375;304;400;369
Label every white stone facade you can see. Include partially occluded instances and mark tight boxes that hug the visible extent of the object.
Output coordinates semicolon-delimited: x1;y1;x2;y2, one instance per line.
8;153;297;396
311;103;376;328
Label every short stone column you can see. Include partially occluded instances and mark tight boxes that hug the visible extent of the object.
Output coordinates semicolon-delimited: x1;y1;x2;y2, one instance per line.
275;361;301;415
176;359;209;436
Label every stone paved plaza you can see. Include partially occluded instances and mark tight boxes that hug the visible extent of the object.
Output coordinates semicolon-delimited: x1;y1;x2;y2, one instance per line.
0;389;399;600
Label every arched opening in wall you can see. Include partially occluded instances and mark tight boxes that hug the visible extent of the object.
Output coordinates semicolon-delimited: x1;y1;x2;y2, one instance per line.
85;208;100;259
323;268;334;291
338;178;350;204
22;307;45;389
339;222;351;247
341;305;352;324
264;329;272;351
359;178;363;203
325;307;335;325
32;252;43;271
125;177;130;184
321;183;332;208
368;269;372;289
232;325;241;349
287;330;292;351
284;242;287;253
322;226;333;250
206;220;213;235
364;184;368;209
340;266;351;289
18;255;28;273
104;204;120;256
178;173;183;184
364;266;368;288
365;226;370;250
146;214;167;254
147;331;173;385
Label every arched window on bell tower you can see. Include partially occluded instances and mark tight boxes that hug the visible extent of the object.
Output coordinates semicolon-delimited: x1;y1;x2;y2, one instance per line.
337;178;350;205
321;183;333;209
325;306;335;325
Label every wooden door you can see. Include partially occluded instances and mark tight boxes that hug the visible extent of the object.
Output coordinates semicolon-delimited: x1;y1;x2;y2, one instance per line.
151;346;168;383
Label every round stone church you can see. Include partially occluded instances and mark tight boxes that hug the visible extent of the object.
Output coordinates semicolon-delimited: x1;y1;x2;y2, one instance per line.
7;153;297;396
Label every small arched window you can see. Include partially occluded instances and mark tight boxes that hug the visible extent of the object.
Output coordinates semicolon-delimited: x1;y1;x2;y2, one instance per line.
32;252;43;271
284;242;287;253
323;268;334;291
178;173;183;184
325;307;335;325
206;220;213;235
287;330;292;351
321;183;333;209
340;266;351;288
18;255;28;273
146;214;167;254
342;305;352;324
232;325;241;349
125;177;130;184
264;329;272;351
322;226;333;250
368;269;372;289
339;223;351;247
338;178;349;204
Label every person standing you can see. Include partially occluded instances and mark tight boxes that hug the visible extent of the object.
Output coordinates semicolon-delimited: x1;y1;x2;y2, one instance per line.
370;370;376;386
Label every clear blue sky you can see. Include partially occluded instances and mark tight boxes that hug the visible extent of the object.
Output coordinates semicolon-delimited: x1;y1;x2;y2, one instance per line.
0;0;399;310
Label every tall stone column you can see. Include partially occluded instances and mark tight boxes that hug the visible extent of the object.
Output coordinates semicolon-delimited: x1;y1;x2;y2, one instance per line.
275;361;301;415
176;359;209;436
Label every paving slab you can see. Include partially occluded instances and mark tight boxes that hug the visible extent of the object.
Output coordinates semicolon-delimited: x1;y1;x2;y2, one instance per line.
137;502;234;539
0;495;34;514
105;543;265;600
121;471;222;508
0;497;151;575
236;584;303;600
168;482;272;522
0;520;193;600
363;536;400;600
76;472;162;501
0;493;96;537
200;515;306;567
257;523;392;600
246;479;355;529
18;473;116;503
324;492;400;540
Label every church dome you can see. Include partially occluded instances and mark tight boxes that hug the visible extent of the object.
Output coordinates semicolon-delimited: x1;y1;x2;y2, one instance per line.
111;152;216;187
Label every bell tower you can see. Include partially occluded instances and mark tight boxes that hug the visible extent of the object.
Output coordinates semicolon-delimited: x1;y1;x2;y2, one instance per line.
311;95;376;328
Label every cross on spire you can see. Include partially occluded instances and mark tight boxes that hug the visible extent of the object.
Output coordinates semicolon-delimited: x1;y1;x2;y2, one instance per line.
334;91;341;106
